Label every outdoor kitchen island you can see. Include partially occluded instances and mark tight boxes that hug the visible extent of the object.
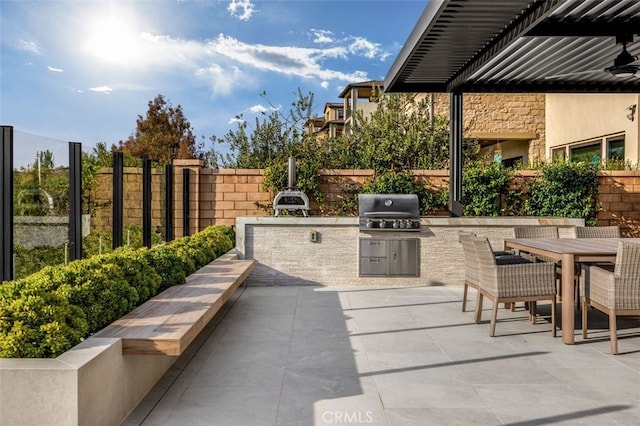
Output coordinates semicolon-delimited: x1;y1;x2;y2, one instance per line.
235;216;584;287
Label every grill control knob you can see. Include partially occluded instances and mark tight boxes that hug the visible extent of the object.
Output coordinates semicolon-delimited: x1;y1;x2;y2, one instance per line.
366;219;374;228
379;220;386;229
393;220;400;229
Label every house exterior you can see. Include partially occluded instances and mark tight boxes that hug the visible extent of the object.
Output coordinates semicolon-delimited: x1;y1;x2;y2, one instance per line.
305;102;344;140
417;93;546;166
339;80;384;135
545;93;640;167
311;80;638;168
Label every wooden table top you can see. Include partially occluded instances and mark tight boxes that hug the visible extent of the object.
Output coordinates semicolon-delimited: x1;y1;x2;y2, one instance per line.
504;238;640;256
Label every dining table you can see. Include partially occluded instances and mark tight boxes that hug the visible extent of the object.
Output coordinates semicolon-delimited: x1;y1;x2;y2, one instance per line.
503;237;640;344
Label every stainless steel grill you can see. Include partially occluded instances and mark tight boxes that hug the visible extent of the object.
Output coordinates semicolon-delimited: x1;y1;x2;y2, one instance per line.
358;194;421;231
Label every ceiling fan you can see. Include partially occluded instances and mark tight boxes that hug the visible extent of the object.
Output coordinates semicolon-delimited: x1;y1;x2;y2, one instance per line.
546;36;640;79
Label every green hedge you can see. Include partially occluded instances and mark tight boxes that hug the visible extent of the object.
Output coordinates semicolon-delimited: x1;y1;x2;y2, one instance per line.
0;225;235;358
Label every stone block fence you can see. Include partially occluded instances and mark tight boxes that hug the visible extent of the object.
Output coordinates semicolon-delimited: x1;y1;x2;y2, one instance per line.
89;159;640;237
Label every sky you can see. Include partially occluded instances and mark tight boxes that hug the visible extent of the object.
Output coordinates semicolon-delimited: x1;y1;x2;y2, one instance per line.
1;0;427;167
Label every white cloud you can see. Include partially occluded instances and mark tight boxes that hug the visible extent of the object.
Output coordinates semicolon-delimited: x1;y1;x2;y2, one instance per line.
19;39;41;54
47;66;64;73
227;0;255;21
195;64;245;96
320;81;329;89
89;86;113;93
311;29;334;44
348;37;381;59
249;104;267;114
308;31;389;61
228;116;245;125
210;34;367;83
77;16;377;97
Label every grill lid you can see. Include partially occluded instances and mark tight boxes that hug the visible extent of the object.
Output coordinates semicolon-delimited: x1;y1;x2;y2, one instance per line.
358;194;420;218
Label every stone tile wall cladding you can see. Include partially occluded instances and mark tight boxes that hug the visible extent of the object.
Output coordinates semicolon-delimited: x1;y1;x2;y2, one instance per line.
430;93;547;161
89;162;640;237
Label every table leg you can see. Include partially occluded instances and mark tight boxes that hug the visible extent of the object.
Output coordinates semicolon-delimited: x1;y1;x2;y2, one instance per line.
561;253;575;344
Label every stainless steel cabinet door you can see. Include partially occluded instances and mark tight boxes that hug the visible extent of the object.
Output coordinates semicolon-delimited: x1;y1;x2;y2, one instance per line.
388;239;419;276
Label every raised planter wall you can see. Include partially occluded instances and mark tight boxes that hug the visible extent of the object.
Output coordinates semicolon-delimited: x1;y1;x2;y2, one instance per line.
0;250;238;425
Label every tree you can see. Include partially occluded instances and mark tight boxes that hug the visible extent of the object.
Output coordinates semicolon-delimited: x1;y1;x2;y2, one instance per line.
347;89;451;172
122;95;197;164
212;89;316;168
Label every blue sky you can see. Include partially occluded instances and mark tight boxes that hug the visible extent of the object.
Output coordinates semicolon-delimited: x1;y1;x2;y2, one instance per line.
1;0;427;167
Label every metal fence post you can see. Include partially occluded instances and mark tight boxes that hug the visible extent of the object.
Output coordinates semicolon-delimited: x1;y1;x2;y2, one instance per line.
68;142;82;261
182;168;190;237
1;126;14;282
165;164;174;241
143;159;151;248
112;151;124;249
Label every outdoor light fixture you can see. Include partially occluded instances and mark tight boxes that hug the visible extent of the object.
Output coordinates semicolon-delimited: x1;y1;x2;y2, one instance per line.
626;104;636;121
611;66;638;78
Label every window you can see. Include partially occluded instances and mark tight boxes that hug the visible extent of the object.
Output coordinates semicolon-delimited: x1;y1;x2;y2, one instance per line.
607;137;624;162
337;109;344;120
553;134;625;167
502;156;523;168
570;142;601;165
551;148;566;163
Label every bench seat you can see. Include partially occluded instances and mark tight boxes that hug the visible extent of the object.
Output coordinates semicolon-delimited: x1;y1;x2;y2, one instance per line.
94;253;255;355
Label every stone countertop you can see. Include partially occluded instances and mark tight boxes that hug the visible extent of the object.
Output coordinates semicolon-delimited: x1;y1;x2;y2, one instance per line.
236;216;584;227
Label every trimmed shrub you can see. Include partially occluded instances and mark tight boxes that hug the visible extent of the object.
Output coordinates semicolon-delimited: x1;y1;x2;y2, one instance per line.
139;246;186;292
0;274;88;358
48;258;139;332
99;247;162;305
0;225;235;358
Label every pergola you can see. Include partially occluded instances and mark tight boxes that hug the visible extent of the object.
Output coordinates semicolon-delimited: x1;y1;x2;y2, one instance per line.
384;0;640;216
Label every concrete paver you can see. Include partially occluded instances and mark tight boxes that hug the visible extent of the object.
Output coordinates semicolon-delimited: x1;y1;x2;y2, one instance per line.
124;285;640;426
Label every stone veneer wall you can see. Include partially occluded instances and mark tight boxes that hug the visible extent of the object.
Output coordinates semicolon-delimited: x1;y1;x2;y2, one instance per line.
236;217;584;287
89;165;640;238
430;93;546;161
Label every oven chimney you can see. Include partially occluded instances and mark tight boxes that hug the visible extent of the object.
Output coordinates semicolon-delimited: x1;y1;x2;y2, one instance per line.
287;156;296;189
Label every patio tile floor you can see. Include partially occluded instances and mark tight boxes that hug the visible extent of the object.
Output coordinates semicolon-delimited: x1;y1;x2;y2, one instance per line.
124;285;640;425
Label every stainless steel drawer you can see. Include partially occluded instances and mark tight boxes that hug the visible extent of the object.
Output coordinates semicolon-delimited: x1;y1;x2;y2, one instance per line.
359;239;387;257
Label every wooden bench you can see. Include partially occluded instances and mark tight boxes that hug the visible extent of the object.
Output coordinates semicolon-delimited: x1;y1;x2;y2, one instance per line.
94;251;255;355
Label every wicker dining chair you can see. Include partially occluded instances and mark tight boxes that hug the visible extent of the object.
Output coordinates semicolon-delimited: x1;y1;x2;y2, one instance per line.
513;226;559;239
512;226;559;261
512;226;560;309
573;225;620;238
582;242;640;355
458;232;530;313
573;225;621;301
472;237;557;337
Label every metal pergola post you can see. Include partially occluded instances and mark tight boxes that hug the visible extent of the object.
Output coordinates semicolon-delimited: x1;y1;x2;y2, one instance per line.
449;90;464;217
1;126;14;282
164;164;174;242
142;159;152;248
68;142;82;261
112;151;124;249
182;168;190;237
